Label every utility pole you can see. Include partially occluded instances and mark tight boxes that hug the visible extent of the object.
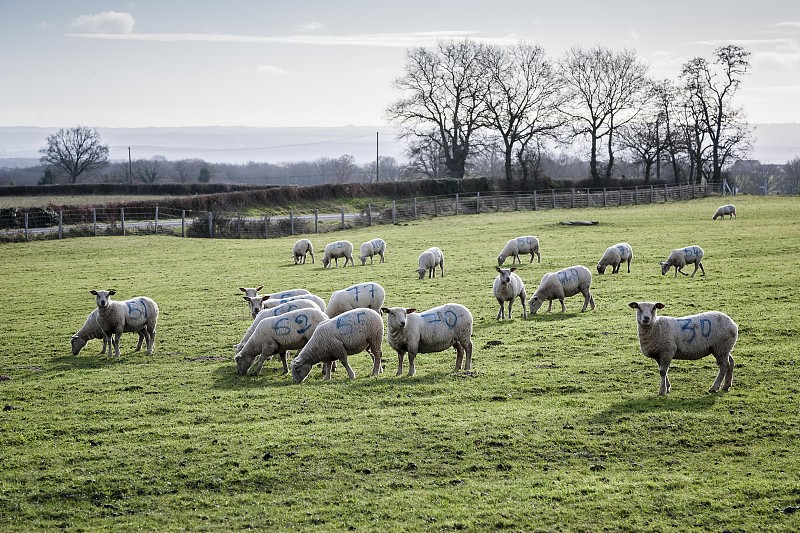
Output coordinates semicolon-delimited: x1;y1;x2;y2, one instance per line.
128;147;133;184
376;131;379;183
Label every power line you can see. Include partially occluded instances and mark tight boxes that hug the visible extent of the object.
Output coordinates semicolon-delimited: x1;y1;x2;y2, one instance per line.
107;133;376;153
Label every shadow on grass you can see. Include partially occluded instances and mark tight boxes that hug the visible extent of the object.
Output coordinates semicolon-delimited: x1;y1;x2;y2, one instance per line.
588;393;722;424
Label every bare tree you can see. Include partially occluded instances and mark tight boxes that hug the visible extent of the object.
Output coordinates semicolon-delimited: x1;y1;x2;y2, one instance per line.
782;157;800;195
387;40;490;179
404;135;447;180
617;117;661;182
136;155;166;184
331;154;358;183
174;159;205;184
39;126;109;184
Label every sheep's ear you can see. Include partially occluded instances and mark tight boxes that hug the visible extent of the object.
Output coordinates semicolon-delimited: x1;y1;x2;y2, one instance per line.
90;290;98;295
255;286;263;292
510;267;517;272
243;296;252;302
108;290;116;296
659;261;666;265
406;308;417;314
495;266;502;272
628;302;639;309
655;303;665;309
380;307;390;314
239;287;247;293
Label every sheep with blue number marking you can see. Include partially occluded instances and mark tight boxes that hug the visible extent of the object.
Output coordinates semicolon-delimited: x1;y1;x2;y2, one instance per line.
712;204;736;220
234;308;329;376
235;298;323;354
660;245;705;277
597;243;633;274
325;282;386;318
528;265;595;314
71;308;147;356
291;308;384;383
416;247;444;279
292;239;315;264
629;301;738;395
322;240;354;268
497;236;540;266
381;303;474;376
244;290;320;319
89;290;159;357
359;238;386;265
493;267;528;320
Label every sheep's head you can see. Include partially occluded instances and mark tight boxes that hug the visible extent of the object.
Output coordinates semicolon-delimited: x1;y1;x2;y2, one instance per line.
497;254;507;266
360;256;368;266
659;262;670;276
322;257;331;268
90;289;115;309
291;355;312;384
381;307;416;332
70;335;87;356
528;295;544;315
243;295;265;319
628;302;665;327
239;286;263;297
597;262;607;275
234;351;256;376
495;267;516;285
415;267;427;280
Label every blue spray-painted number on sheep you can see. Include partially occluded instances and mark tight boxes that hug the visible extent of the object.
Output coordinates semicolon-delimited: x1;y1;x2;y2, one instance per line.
295;314;310;334
421;311;458;329
346;285;360;302
700;318;712;339
335;311;366;334
273;317;291;336
683;247;696;257
558;268;579;287
126;300;147;320
678;318;696;342
617;245;628;254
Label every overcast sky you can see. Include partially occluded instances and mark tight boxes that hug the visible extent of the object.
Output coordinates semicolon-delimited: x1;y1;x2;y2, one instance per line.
1;0;798;128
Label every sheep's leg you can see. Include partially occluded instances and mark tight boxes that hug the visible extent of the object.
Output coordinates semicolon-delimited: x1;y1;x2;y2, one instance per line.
507;299;514;320
698;261;705;276
396;350;406;376
546;300;554;313
339;356;356;379
112;331;122;357
134;331;145;352
146;327;156;355
658;361;671;395
528;253;534;264
279;352;289;375
100;337;108;355
589;292;596;310
370;344;383;377
709;354;729;393
464;340;473;371
310;251;315;263
440;262;444;277
627;258;631;273
322;362;332;380
559;298;567;313
536;251;541;263
407;351;417;377
519;295;528;319
723;354;735;390
455;344;463;370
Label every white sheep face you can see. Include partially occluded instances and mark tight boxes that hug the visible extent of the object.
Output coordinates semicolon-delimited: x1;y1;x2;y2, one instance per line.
495;267;516;285
597;262;607;274
629;301;666;326
234;352;256;376
529;296;544;315
659;262;671;276
71;335;87;356
91;289;116;309
291;360;312;384
382;307;416;331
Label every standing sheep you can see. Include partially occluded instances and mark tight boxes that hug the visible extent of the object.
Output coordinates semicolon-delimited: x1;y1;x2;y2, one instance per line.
416;247;444;279
660;245;705;277
528;265;595;314
89;290;159;357
326;282;386;318
235;298;323;353
70;309;147;356
712;204;736;220
322;240;354;268
497;236;541;266
629;301;738;395
239;286;263;298
597;243;634;274
234;308;329;376
493;267;528;320
291;308;384;383
292;239;315;264
359;238;387;265
381;303;474;376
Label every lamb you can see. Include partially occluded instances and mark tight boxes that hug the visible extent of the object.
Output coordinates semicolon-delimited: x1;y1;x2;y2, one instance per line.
381;303;474;376
416;247;444;279
235;298;323;353
292;239;315;264
597;243;634;274
325;282;386;318
493;267;528;320
89;290;159;357
238;286;263;298
628;301;738;395
291;308;384;383
660;245;705;278
359;238;386;265
528;265;595;314
321;240;354;268
712;204;736;220
497;236;541;266
70;308;147;356
234;308;329;376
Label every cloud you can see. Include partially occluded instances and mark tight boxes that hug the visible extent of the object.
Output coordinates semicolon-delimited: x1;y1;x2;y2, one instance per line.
71;11;135;34
773;21;800;28
256;65;286;75
295;21;324;32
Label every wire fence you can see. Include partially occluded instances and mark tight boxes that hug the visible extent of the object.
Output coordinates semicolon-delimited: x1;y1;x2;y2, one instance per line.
0;182;716;243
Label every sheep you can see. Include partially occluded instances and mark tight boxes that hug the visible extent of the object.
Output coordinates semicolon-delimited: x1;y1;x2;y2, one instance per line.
597;243;634;274
235;298;323;354
235;308;329;376
712;204;736;220
89;290;159;357
628;301;738;395
493;267;528;320
243;289;317;319
70;309;147;356
359;238;386;265
660;245;705;278
528;265;595;314
292;239;315;264
497;236;541;266
381;303;474;376
291;308;384;383
416;247;444;279
325;282;386;318
322;240;354;268
238;286;263;298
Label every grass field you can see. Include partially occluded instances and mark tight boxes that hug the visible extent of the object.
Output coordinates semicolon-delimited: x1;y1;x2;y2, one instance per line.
1;195;798;531
0;195;171;209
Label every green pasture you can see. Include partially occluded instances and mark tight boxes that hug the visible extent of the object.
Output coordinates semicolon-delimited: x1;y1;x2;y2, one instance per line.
1;195;798;531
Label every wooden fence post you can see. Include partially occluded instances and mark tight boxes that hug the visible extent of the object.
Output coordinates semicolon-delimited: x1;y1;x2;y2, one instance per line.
154;206;159;234
367;204;372;226
315;209;319;233
455;194;459;215
24;212;28;242
181;210;186;238
92;208;97;236
413;198;417;219
121;208;125;236
476;192;481;214
533;191;537;211
392;200;397;224
208;211;213;238
290;209;295;235
340;207;345;230
551;189;556;209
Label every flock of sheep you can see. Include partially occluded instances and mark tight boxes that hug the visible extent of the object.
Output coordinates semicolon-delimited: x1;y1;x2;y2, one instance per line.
71;203;739;395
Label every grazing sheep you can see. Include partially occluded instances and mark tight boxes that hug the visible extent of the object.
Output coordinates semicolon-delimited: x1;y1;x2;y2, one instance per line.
326;282;386;318
235;308;329;376
293;239;315;264
493;267;528;320
528;265;595;314
70;309;147;356
322;240;354;268
359;238;387;265
416;247;444;279
628;301;738;395
497;236;541;266
661;245;705;278
291;308;384;383
239;286;263;298
381;303;474;376
597;243;634;274
89;290;159;357
235;298;323;354
712;204;736;220
243;290;318;319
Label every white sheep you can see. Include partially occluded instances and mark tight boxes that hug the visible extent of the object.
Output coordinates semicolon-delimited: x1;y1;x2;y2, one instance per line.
493;267;528;320
291;308;384;383
321;240;354;268
597;243;634;274
238;286;263;298
325;282;386;318
89;290;159;357
292;239;315;264
660;245;705;278
497;236;541;266
628;301;738;395
243;289;317;319
528;265;595;314
381;303;474;376
359;238;386;265
416;247;444;279
712;204;736;220
234;308;329;376
70;309;147;356
235;298;323;354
